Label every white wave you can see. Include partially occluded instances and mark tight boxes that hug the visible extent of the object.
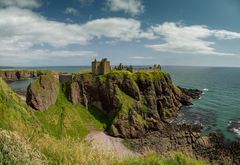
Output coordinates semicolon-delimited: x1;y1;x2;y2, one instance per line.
203;88;209;91
228;120;232;126
232;128;240;138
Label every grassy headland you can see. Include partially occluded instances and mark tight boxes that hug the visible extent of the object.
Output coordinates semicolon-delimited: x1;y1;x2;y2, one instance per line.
0;73;209;164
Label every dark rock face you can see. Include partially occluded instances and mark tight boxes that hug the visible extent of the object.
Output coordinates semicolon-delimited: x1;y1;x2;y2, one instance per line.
179;87;202;99
127;124;240;165
0;71;37;83
26;74;59;111
70;71;195;138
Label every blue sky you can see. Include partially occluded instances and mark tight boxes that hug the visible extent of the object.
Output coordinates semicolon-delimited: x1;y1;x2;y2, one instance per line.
0;0;240;67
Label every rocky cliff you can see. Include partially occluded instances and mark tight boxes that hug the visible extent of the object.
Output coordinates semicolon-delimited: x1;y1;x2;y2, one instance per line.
26;70;200;137
69;71;197;138
26;74;59;110
0;70;37;82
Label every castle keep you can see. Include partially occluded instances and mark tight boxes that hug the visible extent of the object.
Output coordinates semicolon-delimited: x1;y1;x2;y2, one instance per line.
92;58;111;75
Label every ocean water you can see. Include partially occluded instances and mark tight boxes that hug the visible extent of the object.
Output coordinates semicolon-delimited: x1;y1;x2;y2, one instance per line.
5;66;240;140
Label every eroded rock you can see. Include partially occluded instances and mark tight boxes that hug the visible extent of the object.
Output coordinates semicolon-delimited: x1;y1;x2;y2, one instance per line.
26;74;59;110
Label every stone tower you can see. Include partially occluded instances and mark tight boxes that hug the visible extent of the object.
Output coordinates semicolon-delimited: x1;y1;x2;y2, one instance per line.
92;58;111;75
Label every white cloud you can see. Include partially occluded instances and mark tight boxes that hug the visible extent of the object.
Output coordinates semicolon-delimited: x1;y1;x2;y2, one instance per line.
64;7;79;15
129;56;153;59
106;0;144;16
0;0;41;8
146;22;240;56
212;30;240;40
0;7;153;47
0;7;152;65
0;5;240;66
81;17;155;41
0;49;98;65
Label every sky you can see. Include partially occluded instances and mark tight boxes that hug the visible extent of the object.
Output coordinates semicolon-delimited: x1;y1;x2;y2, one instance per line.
0;0;240;67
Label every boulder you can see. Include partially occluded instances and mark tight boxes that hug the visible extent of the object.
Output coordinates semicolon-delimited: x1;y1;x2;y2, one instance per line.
26;74;59;111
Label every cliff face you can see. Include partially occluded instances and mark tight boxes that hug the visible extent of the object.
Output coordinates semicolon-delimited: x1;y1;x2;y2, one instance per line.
70;71;193;138
0;70;37;82
26;74;59;111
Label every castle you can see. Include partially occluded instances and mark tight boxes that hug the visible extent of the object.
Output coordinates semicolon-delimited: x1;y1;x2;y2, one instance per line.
92;58;111;75
59;58;161;83
92;58;161;75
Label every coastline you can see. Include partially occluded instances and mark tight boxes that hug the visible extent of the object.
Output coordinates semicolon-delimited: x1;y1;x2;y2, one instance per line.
1;68;240;164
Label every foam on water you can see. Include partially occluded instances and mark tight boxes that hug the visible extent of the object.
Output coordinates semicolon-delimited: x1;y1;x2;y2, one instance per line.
228;120;240;138
203;88;209;91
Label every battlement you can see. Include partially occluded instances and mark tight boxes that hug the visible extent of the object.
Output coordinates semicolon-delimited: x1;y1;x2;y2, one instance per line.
92;58;111;75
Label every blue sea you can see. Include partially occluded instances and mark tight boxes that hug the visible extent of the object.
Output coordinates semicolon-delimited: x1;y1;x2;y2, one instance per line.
5;66;240;140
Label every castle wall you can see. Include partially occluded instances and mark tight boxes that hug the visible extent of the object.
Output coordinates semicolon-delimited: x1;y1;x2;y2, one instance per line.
59;74;72;83
101;61;111;74
132;68;161;73
92;59;111;75
92;61;100;75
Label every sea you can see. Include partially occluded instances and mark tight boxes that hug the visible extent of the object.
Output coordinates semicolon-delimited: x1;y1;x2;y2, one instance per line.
3;66;240;141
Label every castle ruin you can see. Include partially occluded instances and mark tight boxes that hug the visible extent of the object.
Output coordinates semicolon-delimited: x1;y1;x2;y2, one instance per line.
92;58;111;75
114;63;161;73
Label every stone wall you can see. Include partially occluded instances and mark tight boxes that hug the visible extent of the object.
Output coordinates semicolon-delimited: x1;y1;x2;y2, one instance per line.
92;58;111;75
115;64;161;73
59;74;72;83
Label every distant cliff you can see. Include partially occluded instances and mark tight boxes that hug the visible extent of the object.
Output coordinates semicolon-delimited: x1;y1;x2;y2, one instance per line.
26;70;201;138
0;70;37;82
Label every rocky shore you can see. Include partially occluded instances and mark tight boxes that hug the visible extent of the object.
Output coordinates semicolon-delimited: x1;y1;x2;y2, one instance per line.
127;124;240;164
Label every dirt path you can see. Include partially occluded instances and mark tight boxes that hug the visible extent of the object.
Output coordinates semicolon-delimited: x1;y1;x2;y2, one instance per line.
85;131;136;158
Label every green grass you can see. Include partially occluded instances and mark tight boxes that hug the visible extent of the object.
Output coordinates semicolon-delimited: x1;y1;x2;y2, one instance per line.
0;78;41;136
34;84;106;139
116;87;137;115
118;152;209;165
133;71;168;81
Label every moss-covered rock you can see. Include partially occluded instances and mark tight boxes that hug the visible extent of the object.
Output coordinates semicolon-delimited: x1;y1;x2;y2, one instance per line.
69;70;193;138
26;74;59;111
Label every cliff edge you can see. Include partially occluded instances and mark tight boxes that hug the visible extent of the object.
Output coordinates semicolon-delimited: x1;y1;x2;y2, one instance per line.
69;70;197;138
26;70;200;138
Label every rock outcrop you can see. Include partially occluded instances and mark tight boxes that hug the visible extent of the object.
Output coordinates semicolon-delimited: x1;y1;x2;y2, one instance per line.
128;124;240;165
25;70;201;137
69;71;196;138
179;87;203;99
26;74;59;110
0;70;37;83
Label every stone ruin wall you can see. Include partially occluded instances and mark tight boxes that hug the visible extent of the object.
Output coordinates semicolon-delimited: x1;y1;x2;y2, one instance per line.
59;74;72;83
131;67;161;73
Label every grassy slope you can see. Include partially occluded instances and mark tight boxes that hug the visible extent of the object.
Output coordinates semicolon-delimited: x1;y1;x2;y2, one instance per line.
0;78;41;136
0;77;106;140
35;84;106;139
